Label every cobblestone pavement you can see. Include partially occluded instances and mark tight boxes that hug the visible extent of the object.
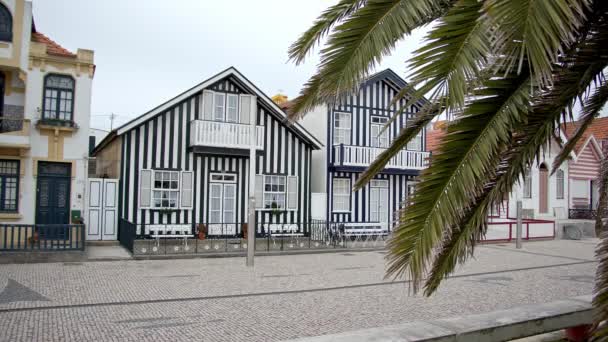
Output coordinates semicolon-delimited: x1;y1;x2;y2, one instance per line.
0;239;598;342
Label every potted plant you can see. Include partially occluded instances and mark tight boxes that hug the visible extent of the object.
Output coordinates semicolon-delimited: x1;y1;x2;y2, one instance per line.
197;224;207;240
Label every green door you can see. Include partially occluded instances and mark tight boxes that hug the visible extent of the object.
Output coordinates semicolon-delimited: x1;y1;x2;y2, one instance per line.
36;162;71;225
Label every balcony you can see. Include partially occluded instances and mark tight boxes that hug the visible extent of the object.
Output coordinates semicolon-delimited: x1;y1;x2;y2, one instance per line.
0;116;30;150
332;144;429;172
189;120;264;155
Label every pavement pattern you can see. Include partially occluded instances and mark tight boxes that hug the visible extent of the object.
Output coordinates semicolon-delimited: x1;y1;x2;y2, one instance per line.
0;239;598;342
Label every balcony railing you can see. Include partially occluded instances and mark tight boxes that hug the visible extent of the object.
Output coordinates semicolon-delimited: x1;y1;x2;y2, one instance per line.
333;144;429;170
0;117;30;148
568;208;597;220
190;120;264;150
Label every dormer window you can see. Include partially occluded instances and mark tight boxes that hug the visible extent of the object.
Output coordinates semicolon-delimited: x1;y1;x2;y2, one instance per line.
0;4;12;42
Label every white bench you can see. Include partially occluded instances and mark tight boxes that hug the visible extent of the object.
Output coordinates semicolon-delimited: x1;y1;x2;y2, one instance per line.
147;224;193;247
341;223;389;237
264;223;304;237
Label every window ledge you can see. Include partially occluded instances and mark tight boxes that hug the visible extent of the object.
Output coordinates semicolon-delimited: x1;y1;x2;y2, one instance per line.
332;210;351;213
36;120;78;132
0;213;22;220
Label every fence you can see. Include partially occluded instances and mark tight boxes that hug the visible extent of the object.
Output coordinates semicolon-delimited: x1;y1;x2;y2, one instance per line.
484;218;555;242
569;209;597;220
0;224;85;251
117;220;389;256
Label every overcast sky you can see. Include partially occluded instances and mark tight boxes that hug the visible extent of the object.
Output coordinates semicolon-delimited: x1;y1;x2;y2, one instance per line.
31;0;428;131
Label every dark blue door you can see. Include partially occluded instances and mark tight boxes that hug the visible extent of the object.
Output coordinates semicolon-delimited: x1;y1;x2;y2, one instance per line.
36;162;71;239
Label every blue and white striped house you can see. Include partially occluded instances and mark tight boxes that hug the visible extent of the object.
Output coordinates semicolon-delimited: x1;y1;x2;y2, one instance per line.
94;67;322;238
297;69;430;232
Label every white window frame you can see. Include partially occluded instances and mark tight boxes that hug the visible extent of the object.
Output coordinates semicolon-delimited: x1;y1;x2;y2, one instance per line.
556;169;564;199
332;178;351;212
213;93;225;122
523;169;532;198
333;112;352;145
263;175;287;210
407;131;422;151
151;170;181;209
210;172;237;184
370;116;389;148
226;94;239;123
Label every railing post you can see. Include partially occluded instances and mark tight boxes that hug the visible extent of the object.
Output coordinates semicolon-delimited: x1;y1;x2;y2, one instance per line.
340;144;344;166
516;201;523;249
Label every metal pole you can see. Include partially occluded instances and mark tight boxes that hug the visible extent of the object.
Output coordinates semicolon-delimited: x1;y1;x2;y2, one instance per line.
246;99;256;267
516;200;523;249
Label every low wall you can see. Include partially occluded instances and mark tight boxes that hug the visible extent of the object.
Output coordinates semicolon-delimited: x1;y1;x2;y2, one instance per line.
289;295;593;342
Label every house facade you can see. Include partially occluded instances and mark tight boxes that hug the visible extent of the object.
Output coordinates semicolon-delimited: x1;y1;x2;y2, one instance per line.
93;67;321;238
298;69;430;231
0;0;94;225
426;121;569;220
562;118;607;218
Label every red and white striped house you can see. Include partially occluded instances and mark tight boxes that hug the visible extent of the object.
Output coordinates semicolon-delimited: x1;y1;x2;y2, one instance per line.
562;118;606;212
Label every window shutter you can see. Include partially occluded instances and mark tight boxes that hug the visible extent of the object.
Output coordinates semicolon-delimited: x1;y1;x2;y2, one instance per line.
180;171;193;209
287;176;298;210
239;95;251;124
203;90;214;120
139;170;152;208
255;174;263;208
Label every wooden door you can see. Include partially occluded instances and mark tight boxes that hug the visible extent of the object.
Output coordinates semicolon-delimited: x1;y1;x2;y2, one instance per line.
36;162;71;225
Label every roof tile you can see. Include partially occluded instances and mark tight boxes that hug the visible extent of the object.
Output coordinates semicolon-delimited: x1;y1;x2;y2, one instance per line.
31;32;76;58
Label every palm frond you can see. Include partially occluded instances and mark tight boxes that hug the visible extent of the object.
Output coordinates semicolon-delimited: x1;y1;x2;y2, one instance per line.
596;145;608;237
354;100;442;190
485;0;590;87
384;70;531;292
552;79;608;173
288;0;366;65
423;11;608;295
406;0;490;112
595;228;608;339
287;0;452;119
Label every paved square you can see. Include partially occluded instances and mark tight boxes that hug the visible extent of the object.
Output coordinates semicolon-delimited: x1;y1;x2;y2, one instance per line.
0;239;597;341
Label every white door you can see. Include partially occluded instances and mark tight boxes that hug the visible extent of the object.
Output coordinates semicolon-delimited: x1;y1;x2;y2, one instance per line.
370;180;389;230
86;178;118;240
208;182;237;236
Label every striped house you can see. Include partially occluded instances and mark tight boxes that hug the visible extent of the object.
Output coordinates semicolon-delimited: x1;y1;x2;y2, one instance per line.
296;69;430;232
563;119;605;211
92;67;322;237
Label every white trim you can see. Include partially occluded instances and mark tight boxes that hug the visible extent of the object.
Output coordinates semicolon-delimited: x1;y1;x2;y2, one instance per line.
116;67;323;149
572;134;603;163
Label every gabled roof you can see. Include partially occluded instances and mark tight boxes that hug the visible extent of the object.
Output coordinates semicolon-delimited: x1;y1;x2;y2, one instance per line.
117;67;322;149
562;117;608;155
31;31;76;58
279;68;428;111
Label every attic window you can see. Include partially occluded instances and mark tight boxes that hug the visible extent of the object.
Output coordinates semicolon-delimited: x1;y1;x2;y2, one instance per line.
0;4;12;42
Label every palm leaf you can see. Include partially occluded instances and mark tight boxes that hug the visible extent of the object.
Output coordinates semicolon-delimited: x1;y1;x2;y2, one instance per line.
354;99;442;190
287;0;452;119
485;0;590;87
288;0;367;65
384;70;531;292
596;145;608;237
552;79;608;173
423;10;608;295
406;0;490;112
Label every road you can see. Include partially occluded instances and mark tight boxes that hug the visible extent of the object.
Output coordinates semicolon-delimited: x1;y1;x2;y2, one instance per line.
0;239;597;342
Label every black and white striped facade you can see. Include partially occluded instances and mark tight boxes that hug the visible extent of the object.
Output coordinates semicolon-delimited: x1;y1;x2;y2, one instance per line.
303;69;429;229
114;68;322;235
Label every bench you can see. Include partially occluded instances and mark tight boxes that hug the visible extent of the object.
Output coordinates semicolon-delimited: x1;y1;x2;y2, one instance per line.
337;223;389;237
147;224;193;248
263;223;305;237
